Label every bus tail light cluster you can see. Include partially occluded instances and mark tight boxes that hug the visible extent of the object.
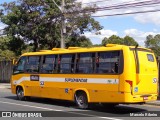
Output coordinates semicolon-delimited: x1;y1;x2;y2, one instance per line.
125;80;133;94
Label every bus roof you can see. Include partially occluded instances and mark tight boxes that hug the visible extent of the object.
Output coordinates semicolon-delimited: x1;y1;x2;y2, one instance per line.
21;44;151;56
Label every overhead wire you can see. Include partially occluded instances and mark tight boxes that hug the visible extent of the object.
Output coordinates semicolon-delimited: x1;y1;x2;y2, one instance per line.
65;1;159;13
69;0;160;17
91;0;160;17
79;0;112;5
92;9;160;17
96;0;159;11
94;2;160;12
81;0;140;5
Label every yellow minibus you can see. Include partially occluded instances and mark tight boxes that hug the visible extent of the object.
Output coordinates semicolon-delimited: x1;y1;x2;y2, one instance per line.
11;44;158;109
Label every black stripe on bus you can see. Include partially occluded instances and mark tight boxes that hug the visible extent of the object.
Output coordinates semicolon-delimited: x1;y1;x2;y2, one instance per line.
135;45;140;74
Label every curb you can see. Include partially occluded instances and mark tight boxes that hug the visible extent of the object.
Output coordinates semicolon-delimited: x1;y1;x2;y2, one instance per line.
146;102;160;106
0;84;11;89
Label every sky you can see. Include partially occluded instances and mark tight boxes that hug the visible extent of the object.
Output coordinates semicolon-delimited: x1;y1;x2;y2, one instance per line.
1;0;160;46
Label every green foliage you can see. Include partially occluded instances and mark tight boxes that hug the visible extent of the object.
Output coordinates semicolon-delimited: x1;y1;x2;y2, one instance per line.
101;35;138;46
0;36;16;60
92;44;102;47
0;49;15;61
123;36;138;46
1;0;102;52
66;36;92;47
0;36;10;50
8;36;27;56
145;34;160;56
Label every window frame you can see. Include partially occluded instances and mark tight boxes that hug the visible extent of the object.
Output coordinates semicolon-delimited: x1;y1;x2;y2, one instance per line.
13;56;27;75
13;50;123;75
58;54;75;74
75;52;95;74
25;55;41;74
95;50;123;75
147;54;154;62
40;55;58;74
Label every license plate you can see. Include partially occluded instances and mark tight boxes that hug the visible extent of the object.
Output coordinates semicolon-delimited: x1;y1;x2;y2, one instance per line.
143;97;148;100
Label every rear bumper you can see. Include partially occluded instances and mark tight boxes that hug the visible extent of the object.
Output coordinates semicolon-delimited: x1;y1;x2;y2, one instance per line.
131;94;158;103
89;91;158;103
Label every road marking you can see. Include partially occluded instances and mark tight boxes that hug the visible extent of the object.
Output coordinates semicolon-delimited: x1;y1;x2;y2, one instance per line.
0;100;122;120
0;87;5;88
0;101;62;111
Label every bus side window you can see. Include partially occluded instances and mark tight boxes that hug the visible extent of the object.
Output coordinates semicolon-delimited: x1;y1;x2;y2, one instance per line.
26;56;40;73
13;56;27;74
60;54;74;74
96;51;120;74
76;53;94;74
96;52;111;73
41;55;56;73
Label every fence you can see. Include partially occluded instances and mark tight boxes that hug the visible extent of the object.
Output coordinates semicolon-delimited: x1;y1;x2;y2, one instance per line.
0;61;13;83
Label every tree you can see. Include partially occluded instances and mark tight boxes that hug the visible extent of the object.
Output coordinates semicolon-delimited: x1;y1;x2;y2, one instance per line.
92;44;101;47
0;0;102;52
102;35;138;46
102;35;123;46
66;35;92;47
145;34;160;56
123;35;138;46
7;36;27;56
0;36;16;60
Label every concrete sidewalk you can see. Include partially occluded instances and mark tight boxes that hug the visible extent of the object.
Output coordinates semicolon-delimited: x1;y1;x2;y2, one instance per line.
146;100;160;106
0;83;160;106
0;83;11;89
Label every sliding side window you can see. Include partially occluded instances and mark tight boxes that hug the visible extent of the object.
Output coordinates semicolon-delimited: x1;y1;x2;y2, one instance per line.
26;56;41;73
76;53;95;74
59;54;75;73
96;51;120;74
41;55;57;73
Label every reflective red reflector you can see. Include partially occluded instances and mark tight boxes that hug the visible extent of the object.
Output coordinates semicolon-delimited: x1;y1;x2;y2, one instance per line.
125;80;133;87
125;80;133;95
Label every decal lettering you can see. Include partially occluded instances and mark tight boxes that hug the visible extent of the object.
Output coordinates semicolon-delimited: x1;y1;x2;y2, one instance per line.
65;78;87;83
30;75;39;81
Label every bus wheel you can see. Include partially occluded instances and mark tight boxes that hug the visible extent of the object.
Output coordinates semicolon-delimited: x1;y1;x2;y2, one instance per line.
16;87;25;101
75;91;88;109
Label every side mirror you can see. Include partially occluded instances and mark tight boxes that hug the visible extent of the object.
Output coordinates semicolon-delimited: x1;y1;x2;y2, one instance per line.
12;59;17;65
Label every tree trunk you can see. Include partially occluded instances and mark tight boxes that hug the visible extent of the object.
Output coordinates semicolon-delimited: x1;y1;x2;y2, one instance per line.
33;39;39;52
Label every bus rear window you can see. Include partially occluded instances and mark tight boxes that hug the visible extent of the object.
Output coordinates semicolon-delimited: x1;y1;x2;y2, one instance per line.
147;54;154;62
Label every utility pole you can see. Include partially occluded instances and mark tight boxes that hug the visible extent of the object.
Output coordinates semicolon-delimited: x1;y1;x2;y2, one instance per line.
61;0;66;48
52;0;66;48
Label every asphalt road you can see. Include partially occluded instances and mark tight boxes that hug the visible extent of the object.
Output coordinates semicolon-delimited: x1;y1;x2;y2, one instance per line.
0;88;160;120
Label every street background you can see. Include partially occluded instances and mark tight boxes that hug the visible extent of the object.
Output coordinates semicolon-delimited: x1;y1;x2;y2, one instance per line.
0;84;160;120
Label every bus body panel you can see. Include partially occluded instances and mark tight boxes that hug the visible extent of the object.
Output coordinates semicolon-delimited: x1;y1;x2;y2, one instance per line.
11;44;158;104
134;50;158;95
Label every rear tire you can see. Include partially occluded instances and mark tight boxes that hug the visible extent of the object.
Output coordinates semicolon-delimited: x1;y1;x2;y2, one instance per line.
16;87;25;101
75;92;88;109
